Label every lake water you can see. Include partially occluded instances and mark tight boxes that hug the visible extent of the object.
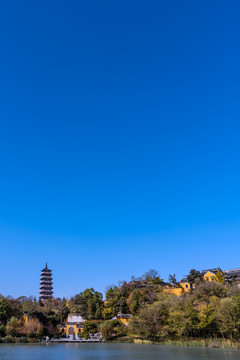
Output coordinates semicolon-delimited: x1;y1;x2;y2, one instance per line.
0;343;240;360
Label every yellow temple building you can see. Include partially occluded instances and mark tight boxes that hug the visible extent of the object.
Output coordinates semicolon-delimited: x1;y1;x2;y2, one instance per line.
60;314;85;339
163;267;240;296
115;312;132;325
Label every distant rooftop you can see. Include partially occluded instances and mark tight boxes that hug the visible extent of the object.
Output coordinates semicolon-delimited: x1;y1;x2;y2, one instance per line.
202;267;222;274
223;268;240;274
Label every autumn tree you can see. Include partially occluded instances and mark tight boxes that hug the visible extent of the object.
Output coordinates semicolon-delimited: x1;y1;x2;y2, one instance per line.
6;317;24;337
24;318;43;337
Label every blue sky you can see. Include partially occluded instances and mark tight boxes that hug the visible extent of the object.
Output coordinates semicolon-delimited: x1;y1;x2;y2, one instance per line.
0;1;240;298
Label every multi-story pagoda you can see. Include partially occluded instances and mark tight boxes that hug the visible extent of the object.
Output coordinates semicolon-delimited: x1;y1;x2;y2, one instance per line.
40;263;53;301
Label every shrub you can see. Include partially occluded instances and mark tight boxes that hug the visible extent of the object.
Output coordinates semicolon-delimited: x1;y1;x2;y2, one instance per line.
2;336;14;343
27;337;38;343
16;336;27;343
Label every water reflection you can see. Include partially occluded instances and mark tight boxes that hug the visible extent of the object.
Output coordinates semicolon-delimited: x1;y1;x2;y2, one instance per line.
0;343;239;360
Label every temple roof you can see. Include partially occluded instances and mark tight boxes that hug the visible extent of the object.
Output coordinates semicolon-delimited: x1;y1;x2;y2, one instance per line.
202;267;222;275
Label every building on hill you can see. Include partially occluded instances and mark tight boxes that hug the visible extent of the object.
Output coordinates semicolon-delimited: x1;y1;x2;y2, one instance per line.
179;278;196;292
178;268;223;292
60;313;85;339
202;267;240;284
39;263;53;301
165;267;240;296
223;268;240;284
164;278;196;295
179;278;190;291
202;268;222;281
163;282;184;296
111;312;132;325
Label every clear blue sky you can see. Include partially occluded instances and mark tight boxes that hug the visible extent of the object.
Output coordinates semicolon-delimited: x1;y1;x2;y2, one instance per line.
1;1;240;299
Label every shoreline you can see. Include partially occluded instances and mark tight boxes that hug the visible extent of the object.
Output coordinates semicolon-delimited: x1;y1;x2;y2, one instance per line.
1;338;240;351
131;338;240;350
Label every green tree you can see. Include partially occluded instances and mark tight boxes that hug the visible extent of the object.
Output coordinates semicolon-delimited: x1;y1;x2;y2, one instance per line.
143;270;163;286
127;288;157;315
129;301;169;340
0;296;10;325
194;281;228;303
70;289;103;320
80;321;98;339
195;298;219;338
168;310;191;338
104;286;129;317
187;269;202;290
217;298;239;341
168;274;177;285
99;320;118;340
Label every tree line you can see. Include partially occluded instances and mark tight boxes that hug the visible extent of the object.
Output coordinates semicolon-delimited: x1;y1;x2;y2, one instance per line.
1;269;240;344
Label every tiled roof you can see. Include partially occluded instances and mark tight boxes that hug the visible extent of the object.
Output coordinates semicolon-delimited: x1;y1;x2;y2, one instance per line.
202;267;221;275
60;323;83;327
223;268;240;277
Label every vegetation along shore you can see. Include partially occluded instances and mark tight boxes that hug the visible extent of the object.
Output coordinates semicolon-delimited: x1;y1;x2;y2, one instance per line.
1;268;240;349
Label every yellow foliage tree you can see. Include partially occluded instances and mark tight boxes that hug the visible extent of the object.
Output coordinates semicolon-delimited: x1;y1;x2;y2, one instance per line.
6;317;24;336
23;318;43;337
215;270;225;284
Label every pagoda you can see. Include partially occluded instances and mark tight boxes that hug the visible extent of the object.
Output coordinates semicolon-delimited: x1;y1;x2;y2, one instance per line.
40;263;53;300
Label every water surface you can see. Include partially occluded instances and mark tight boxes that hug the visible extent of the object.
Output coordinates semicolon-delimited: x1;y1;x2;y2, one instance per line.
0;343;239;360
